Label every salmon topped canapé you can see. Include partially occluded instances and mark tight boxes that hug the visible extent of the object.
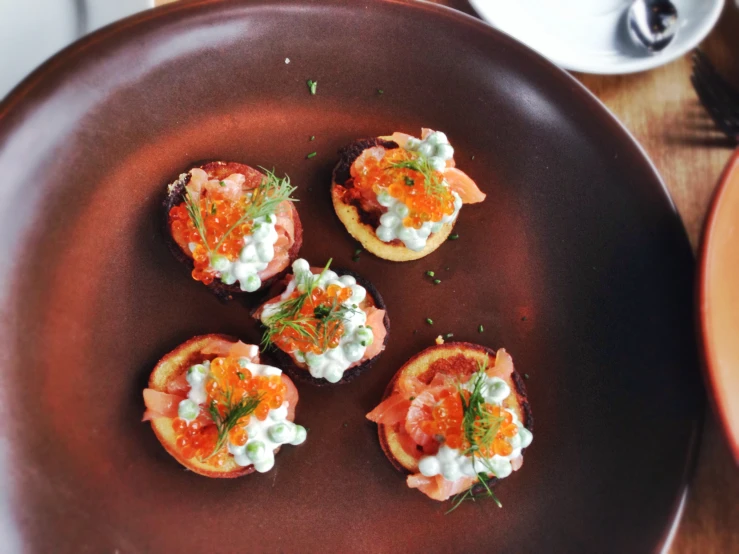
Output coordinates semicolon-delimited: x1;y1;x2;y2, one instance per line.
143;335;306;478
165;162;302;300
254;258;389;385
367;342;532;505
331;129;485;262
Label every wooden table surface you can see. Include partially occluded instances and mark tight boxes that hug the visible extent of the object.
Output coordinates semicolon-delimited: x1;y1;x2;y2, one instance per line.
152;1;738;551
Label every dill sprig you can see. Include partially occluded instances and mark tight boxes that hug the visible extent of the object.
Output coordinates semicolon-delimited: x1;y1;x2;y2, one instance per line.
447;359;505;513
183;188;211;253
261;260;360;351
203;392;263;460
390;154;447;197
446;472;502;514
460;361;505;452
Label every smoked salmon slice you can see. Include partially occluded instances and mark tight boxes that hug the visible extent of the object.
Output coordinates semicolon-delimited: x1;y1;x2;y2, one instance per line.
201;339;260;362
166;372;189;394
404;390;438;451
143;389;184;421
408;474;475;501
489;348;514;380
364;308;387;360
366;394;411;425
443;167;486;204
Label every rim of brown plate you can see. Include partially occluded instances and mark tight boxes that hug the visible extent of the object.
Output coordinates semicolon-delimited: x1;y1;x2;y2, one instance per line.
698;147;739;465
0;0;702;552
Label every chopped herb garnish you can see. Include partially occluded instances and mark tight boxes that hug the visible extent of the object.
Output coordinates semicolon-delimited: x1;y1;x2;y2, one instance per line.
445;267;450;271
210;203;217;215
306;151;317;159
237;371;245;380
204;393;262;460
449;234;459;240
471;155;476;160
309;135;315;141
426;270;435;277
343;422;348;428
521;316;527;321
478;324;484;333
433;279;441;285
426;318;433;325
403;175;415;187
524;373;530;380
444;333;454;340
219;180;226;187
306;79;317;95
377;88;384;95
409;396;416;401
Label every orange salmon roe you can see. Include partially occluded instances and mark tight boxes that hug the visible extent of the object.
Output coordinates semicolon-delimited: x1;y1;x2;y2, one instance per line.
269;283;353;355
171;355;288;466
169;189;253;285
352;148;455;229
420;389;519;457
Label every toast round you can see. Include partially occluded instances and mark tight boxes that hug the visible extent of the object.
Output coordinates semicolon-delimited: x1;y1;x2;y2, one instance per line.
256;268;390;386
331;138;455;262
146;334;294;478
163;161;303;302
376;342;532;493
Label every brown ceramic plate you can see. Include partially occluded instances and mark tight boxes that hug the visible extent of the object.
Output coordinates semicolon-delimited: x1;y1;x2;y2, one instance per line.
699;148;739;464
0;0;702;552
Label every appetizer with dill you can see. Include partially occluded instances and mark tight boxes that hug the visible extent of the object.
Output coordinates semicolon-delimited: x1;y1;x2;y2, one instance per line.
164;161;302;300
367;342;532;507
331;129;485;261
254;258;389;385
143;334;306;477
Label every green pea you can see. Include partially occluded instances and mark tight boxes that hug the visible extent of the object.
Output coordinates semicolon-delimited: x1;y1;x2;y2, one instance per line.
210;254;230;272
241;274;261;292
268;423;294;444
177;399;198;421
291;425;307;445
355;326;374;345
246;441;266;462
